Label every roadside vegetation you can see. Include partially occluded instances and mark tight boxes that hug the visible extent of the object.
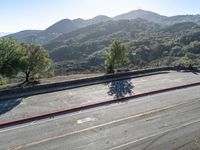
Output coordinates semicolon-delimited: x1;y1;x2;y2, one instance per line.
44;20;200;74
4;10;200;75
1;18;200;86
105;40;128;73
0;38;52;85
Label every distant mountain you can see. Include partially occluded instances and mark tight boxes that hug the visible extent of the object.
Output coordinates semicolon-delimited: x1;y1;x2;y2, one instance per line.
114;9;167;23
85;15;111;25
48;18;160;48
72;18;86;28
5;30;42;43
47;19;199;60
162;14;200;25
45;18;161;62
0;32;12;37
162;22;199;33
72;15;111;28
2;10;200;74
46;19;200;73
5;15;112;44
44;19;78;34
6;20;79;44
4;9;200;45
114;9;200;25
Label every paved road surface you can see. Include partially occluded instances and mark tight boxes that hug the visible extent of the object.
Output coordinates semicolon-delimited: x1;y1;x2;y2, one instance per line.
0;71;200;123
0;86;200;150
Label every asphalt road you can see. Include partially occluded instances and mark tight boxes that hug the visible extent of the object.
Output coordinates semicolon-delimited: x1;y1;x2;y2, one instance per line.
1;71;200;123
0;86;200;150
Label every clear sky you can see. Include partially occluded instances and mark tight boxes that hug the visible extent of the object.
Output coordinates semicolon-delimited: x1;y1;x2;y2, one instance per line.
1;0;200;32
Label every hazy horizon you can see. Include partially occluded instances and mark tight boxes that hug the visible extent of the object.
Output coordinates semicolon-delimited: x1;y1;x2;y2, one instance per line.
1;0;200;32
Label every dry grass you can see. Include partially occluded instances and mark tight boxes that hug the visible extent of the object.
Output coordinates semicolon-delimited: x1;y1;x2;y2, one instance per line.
0;73;102;91
40;73;102;84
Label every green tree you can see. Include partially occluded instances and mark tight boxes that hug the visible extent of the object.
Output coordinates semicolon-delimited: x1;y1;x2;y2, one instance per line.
19;44;52;82
0;38;22;77
105;40;128;73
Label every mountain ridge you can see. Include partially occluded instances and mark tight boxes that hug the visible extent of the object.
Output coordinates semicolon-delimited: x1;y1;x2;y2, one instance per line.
2;10;200;74
5;9;200;44
46;19;200;74
0;32;12;37
114;9;167;22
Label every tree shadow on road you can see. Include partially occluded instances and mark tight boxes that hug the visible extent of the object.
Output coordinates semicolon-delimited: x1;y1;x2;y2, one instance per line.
181;69;200;75
107;79;135;99
0;98;22;115
191;70;199;75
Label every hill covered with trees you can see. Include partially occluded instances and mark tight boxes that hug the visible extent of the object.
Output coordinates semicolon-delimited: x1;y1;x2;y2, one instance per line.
43;19;200;74
4;10;200;74
6;9;200;44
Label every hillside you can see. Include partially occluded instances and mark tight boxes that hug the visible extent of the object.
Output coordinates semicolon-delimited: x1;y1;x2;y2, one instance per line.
45;18;160;53
0;32;11;37
162;14;200;25
5;30;42;43
114;9;167;23
43;19;78;34
5;15;112;44
42;19;200;74
5;9;200;45
3;9;200;74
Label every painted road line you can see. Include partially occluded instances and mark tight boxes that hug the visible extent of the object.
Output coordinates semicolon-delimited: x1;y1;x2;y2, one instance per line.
8;103;187;150
1;82;200;128
108;119;200;150
1;95;199;134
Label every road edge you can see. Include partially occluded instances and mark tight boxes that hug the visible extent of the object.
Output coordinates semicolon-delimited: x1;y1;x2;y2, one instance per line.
0;82;200;128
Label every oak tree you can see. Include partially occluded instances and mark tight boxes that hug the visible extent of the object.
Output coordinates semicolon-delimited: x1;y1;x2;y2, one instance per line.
105;40;128;73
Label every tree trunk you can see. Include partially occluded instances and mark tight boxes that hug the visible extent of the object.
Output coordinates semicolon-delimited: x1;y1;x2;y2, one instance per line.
25;72;30;83
107;64;114;74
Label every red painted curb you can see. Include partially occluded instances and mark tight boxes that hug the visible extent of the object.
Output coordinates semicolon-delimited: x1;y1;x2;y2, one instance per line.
0;82;200;128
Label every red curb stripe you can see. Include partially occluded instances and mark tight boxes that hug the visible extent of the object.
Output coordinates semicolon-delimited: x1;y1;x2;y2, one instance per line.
0;82;200;128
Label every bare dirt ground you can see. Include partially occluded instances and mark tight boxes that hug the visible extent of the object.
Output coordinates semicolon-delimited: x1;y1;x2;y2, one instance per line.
40;73;103;84
0;73;102;91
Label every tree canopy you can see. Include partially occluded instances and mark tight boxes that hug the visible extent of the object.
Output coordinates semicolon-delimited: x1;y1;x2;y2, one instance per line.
0;38;52;84
19;43;52;82
0;38;21;77
105;40;128;73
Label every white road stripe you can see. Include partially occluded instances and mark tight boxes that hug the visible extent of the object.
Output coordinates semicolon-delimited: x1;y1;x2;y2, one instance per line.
108;119;200;150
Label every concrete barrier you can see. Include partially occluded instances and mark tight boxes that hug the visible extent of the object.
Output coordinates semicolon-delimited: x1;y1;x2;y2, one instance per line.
0;66;185;101
0;81;199;128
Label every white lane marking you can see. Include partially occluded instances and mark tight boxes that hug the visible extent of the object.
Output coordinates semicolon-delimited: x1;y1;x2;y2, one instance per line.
160;78;182;83
108;119;200;150
0;103;119;133
7;104;200;150
77;117;97;124
1;86;200;133
0;90;152;133
0;122;35;133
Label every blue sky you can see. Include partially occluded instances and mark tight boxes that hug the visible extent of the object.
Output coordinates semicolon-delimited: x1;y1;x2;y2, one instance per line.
0;0;200;32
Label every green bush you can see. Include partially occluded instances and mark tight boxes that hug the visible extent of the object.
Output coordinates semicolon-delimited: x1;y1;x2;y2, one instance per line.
0;78;8;85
